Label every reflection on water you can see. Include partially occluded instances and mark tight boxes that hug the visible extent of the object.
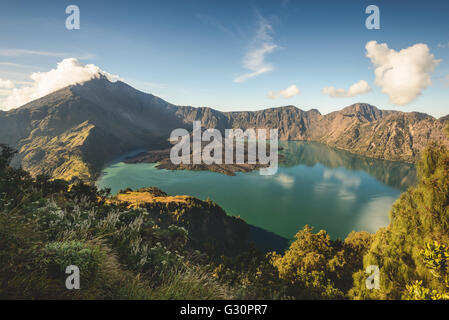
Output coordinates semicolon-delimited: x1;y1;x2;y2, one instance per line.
97;141;416;245
279;141;416;191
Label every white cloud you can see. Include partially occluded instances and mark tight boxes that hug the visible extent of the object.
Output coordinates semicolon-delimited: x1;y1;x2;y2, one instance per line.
267;84;300;99
322;80;371;98
0;89;13;96
0;78;14;89
266;91;277;99
0;62;28;67
0;58;120;111
365;41;441;106
0;62;41;72
438;42;449;49
233;15;278;83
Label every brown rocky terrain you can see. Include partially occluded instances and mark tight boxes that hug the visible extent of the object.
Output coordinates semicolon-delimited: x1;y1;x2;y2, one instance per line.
174;103;449;163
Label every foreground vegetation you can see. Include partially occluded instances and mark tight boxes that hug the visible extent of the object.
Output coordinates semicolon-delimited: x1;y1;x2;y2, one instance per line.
1;125;448;300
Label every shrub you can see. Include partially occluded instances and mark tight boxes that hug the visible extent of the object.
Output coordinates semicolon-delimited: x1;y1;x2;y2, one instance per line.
39;241;104;282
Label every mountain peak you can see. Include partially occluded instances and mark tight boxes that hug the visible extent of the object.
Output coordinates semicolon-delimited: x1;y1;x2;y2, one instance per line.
342;103;378;112
339;103;385;122
307;108;321;115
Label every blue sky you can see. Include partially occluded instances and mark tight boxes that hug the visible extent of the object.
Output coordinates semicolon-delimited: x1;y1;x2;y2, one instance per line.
0;0;448;116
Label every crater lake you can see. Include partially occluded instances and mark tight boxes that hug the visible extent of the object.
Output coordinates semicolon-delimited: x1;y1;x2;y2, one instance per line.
97;141;416;249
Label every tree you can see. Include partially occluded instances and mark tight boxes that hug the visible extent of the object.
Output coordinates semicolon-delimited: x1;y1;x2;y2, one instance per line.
271;225;334;281
271;226;373;295
0;144;17;171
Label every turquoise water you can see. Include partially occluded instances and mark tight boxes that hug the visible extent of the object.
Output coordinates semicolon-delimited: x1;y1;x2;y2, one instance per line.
97;141;416;241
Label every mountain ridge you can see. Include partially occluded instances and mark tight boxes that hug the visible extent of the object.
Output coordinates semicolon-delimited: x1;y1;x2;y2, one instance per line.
0;77;447;182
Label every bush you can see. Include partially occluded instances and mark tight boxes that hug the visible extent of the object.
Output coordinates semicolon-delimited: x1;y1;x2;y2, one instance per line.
39;241;104;282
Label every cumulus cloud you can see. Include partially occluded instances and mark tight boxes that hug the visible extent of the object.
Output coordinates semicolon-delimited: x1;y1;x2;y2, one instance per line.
365;41;441;106
0;58;120;110
322;80;371;98
233;15;278;83
0;78;14;89
267;84;300;99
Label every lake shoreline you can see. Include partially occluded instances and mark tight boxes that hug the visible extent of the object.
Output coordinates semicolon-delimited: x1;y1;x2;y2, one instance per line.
97;141;414;243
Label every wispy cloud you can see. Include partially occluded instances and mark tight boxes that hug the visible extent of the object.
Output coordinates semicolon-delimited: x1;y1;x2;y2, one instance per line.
438;42;449;49
0;62;28;67
322;80;372;98
0;48;95;60
233;15;278;83
0;61;42;70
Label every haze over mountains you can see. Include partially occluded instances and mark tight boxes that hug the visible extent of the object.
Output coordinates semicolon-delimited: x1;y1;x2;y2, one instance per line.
0;77;447;182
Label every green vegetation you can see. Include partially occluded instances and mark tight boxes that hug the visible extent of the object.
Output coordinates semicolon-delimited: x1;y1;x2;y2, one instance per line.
404;241;449;300
271;227;373;297
0;143;227;299
1;125;449;300
349;132;449;300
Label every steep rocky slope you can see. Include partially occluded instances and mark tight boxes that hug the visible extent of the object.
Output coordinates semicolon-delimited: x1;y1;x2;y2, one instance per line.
175;103;448;163
0;77;186;181
319;106;448;162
